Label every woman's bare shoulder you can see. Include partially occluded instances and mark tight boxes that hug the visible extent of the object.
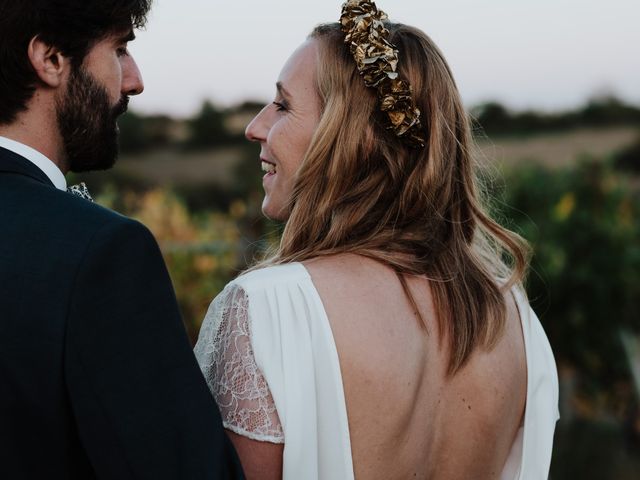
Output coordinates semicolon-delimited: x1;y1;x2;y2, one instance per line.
302;253;431;379
302;254;403;301
303;253;386;279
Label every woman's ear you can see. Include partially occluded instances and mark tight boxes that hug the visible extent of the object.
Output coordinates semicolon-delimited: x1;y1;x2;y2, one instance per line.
27;36;69;88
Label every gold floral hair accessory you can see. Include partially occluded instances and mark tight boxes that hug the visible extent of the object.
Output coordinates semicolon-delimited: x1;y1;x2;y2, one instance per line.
340;0;425;148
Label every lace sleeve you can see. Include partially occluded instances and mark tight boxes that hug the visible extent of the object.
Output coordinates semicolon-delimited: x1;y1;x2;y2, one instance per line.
194;284;284;443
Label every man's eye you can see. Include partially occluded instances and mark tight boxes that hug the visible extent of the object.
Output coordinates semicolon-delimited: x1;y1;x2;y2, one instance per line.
273;101;287;112
117;47;129;57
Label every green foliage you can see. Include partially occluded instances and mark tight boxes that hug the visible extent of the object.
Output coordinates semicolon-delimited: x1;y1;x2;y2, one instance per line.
552;419;640;479
498;160;640;394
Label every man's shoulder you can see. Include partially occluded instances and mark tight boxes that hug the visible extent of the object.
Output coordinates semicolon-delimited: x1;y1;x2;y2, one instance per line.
43;183;145;228
66;194;141;231
64;197;155;251
4;178;153;249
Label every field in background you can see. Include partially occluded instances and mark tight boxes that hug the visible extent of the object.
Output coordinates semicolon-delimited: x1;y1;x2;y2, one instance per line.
117;146;246;187
110;126;639;188
476;126;638;168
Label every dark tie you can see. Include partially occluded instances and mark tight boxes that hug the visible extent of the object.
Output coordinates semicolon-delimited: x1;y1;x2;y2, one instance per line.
67;182;94;202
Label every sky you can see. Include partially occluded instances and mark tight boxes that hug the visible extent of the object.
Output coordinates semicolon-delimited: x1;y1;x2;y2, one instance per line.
129;0;640;117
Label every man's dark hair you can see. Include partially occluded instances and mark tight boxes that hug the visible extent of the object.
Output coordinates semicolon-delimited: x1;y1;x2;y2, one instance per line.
0;0;151;124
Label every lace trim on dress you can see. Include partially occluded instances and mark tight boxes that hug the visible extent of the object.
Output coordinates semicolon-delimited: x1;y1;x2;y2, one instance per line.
194;283;284;444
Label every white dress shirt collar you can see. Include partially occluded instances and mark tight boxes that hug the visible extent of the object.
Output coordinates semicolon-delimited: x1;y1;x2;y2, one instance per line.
0;136;67;191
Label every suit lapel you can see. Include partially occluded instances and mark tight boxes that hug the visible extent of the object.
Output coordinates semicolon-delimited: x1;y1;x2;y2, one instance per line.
0;146;55;188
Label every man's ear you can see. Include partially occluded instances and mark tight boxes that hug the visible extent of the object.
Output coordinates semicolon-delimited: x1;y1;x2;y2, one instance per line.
27;36;70;88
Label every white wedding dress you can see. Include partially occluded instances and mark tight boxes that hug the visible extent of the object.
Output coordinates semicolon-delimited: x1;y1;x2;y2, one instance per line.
194;263;559;479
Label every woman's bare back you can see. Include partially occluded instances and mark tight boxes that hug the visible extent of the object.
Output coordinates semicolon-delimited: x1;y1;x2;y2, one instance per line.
304;254;527;480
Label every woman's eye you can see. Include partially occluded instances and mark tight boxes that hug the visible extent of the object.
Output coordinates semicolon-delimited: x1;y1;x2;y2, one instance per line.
273;101;287;112
117;47;129;57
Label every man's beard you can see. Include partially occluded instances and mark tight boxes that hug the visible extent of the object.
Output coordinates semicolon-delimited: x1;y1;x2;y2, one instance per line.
56;66;129;173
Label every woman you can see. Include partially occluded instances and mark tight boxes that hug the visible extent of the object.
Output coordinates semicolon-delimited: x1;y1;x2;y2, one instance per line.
195;1;559;478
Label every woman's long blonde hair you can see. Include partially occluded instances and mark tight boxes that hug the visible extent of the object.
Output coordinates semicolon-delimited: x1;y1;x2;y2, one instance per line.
258;23;530;375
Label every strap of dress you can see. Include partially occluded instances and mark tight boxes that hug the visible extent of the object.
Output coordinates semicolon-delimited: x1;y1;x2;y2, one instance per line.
194;283;284;443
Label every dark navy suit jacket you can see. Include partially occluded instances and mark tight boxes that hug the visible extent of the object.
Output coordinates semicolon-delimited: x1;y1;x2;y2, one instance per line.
0;147;243;479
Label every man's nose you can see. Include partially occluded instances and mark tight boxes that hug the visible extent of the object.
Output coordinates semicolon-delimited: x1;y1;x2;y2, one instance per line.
122;55;144;96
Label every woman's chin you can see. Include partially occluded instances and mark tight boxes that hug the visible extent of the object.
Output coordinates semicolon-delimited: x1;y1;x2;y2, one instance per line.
261;198;289;223
261;198;277;221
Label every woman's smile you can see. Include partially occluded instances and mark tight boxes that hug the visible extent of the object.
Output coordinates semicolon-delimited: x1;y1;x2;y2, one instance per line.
261;158;277;176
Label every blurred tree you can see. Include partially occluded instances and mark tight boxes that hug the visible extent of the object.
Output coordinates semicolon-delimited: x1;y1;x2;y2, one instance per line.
472;102;512;135
118;111;186;152
117;110;149;152
473;97;640;138
144;115;182;147
184;100;232;149
579;96;640;127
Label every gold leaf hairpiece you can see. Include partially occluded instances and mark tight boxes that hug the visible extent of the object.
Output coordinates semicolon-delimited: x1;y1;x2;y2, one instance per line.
340;0;425;148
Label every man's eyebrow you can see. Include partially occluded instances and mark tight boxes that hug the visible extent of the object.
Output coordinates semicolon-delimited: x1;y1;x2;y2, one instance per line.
276;82;292;100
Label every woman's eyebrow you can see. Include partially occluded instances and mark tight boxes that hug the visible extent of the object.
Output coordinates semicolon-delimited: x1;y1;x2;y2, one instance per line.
276;82;292;101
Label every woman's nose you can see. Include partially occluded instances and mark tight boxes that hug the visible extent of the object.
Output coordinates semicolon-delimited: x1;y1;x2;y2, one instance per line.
245;105;270;142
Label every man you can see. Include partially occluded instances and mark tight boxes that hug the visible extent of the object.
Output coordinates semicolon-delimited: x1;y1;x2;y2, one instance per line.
0;1;243;478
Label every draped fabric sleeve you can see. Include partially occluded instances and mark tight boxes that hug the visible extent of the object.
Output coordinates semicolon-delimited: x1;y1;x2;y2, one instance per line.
194;283;284;444
195;264;355;479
